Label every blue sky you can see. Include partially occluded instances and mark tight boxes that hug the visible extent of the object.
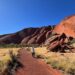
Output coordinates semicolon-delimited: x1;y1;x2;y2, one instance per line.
0;0;75;34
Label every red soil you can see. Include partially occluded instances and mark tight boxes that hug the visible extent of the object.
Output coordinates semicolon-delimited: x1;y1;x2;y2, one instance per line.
15;49;63;75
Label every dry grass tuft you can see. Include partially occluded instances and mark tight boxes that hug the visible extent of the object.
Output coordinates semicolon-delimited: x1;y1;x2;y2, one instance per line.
0;48;20;75
34;47;75;75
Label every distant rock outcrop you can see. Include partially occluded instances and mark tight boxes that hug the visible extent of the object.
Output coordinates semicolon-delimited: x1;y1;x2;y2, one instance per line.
46;15;75;52
21;26;52;45
0;14;75;51
0;26;53;45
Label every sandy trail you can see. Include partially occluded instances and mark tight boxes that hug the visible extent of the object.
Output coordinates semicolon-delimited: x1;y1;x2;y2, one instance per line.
15;49;63;75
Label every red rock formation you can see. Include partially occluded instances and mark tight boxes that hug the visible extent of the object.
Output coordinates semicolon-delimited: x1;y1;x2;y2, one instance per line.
53;15;75;38
21;26;52;45
0;26;53;45
1;15;75;45
27;35;37;44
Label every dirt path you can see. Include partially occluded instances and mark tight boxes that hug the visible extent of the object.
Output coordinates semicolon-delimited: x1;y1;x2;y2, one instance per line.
15;49;63;75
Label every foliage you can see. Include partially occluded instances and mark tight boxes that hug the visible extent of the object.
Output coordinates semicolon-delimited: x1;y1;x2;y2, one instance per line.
0;44;39;48
0;48;19;75
69;38;75;44
4;50;23;75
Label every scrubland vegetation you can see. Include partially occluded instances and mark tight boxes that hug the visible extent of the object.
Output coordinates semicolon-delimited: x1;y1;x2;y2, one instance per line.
0;44;75;75
0;48;20;75
34;47;75;75
0;44;39;48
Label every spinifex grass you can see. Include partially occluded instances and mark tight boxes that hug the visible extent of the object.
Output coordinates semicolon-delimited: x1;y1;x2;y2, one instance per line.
34;47;75;75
